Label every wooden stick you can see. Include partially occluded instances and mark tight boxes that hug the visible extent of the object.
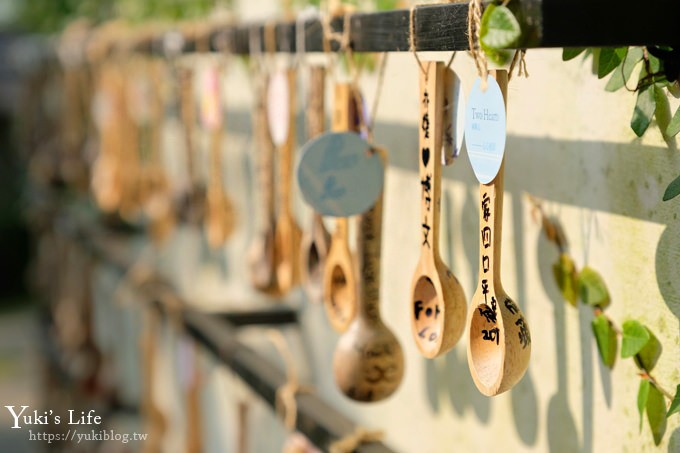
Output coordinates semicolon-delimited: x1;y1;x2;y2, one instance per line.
409;62;467;358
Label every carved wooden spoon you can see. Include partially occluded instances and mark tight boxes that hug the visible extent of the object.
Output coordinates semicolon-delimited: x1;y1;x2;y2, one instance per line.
248;73;281;295
273;68;303;294
322;83;359;332
299;66;331;303
333;147;404;402
410;62;467;358
204;65;236;248
466;70;531;396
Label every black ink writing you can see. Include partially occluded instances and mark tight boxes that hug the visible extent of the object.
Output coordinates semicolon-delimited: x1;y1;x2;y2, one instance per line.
505;298;519;316
482;327;500;345
516;317;531;349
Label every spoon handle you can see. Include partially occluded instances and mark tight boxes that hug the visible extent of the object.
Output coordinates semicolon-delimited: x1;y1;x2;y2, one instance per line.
306;66;326;139
277;68;297;216
357;148;387;324
180;67;198;192
477;70;508;291
254;74;276;224
418;62;445;263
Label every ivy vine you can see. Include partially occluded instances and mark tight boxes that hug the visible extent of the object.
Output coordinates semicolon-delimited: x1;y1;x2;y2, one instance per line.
529;196;680;446
479;3;680;202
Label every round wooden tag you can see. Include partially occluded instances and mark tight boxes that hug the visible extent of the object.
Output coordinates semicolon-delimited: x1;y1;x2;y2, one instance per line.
296;132;384;217
464;76;507;184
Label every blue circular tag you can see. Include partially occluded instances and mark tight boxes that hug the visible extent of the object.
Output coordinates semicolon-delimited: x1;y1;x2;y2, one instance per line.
296;132;385;217
464;76;506;184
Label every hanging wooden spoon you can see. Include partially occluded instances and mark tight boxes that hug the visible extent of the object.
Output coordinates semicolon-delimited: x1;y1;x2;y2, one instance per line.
273;69;303;294
145;59;176;244
204;65;236;248
299;66;331;303
248;73;281;295
179;67;206;226
333;147;404;402
467;70;531;396
410;62;467;358
322;83;360;332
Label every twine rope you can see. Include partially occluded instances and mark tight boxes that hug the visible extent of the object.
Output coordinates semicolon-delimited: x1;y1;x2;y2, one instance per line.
467;0;488;88
328;427;385;453
266;330;312;431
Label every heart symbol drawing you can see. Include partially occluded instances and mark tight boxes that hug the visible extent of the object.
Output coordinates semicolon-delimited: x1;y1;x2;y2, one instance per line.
422;147;430;167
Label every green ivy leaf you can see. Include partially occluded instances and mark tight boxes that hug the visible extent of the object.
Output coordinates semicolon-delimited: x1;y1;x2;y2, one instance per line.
668;384;680;417
597;47;627;79
663;174;680;201
605;47;643;92
666;106;680;137
578;266;610;308
552;254;579;307
633;330;662;371
621;320;651;358
480;4;521;49
630;85;656;137
563;48;587;61
646;384;667;446
654;84;672;138
638;379;651;431
591;314;617;368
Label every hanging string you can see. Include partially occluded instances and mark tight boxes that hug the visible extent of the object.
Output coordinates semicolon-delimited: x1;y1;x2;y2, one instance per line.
266;329;313;431
508;49;529;81
408;6;428;79
467;0;489;89
328;427;384;453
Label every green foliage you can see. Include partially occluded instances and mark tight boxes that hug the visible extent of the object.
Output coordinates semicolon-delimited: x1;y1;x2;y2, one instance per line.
633;330;662;371
479;4;519;66
630;85;656;137
638;379;651;431
663;174;680;201
577;266;610;308
552;254;578;306
591;314;617;368
562;48;587;61
597;48;627;79
666;107;680;138
668;384;680;417
621;320;651;358
15;0;218;33
646;384;667;445
605;47;643;92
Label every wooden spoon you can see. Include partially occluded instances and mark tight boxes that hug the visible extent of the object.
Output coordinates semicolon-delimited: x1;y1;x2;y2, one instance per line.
466;70;531;396
333;147;404;402
248;73;281;295
322;83;359;332
273;69;303;294
145;60;176;244
179;67;206;226
410;62;467;358
299;66;331;303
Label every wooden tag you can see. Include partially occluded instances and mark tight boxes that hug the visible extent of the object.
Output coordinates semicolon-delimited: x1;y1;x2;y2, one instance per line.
267;70;290;146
